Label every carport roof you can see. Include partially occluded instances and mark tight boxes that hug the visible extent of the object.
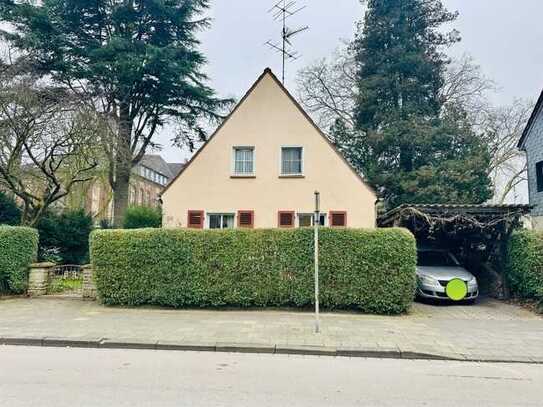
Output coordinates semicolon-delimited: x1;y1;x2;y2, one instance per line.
379;203;532;227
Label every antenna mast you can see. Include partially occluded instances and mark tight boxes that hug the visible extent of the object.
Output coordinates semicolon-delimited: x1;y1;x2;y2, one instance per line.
266;0;309;84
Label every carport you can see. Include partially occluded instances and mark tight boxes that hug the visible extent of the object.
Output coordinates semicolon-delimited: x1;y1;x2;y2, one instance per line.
378;204;531;298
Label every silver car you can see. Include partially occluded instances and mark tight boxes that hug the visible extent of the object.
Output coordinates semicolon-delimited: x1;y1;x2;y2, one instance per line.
416;249;479;302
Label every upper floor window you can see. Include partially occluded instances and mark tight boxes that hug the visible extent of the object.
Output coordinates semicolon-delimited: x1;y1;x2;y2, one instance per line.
233;147;254;175
537;161;543;192
281;147;303;175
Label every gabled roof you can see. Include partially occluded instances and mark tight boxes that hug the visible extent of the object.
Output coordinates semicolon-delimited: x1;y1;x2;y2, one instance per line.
518;88;543;150
161;68;377;197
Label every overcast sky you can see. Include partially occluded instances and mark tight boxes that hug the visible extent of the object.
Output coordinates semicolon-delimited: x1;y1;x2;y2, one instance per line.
156;0;543;163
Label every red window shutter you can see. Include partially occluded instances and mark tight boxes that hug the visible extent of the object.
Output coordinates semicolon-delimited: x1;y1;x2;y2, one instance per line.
329;211;347;227
278;211;295;228
187;210;204;229
237;210;254;228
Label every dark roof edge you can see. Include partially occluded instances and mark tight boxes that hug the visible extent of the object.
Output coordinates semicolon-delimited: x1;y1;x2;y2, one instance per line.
160;68;273;196
518;89;543;149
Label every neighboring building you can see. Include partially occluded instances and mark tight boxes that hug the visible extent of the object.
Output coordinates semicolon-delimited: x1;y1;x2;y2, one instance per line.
519;90;543;230
78;154;184;223
161;69;377;229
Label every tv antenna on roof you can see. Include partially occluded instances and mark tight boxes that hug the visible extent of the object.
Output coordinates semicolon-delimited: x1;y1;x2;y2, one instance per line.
265;0;309;84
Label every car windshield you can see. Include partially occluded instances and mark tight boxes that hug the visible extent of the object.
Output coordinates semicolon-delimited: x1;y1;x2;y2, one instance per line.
417;251;458;267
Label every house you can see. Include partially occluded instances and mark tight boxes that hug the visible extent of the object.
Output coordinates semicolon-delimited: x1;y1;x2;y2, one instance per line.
68;154;184;223
518;90;543;230
161;69;377;229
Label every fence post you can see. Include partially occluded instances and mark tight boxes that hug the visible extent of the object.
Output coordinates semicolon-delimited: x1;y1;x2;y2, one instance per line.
82;264;97;300
27;262;55;297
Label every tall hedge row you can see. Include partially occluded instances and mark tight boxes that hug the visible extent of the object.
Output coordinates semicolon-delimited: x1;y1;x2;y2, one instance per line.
0;226;39;294
91;227;417;314
507;230;543;309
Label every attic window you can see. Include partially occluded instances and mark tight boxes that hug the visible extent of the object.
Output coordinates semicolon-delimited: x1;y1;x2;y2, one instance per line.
281;147;303;175
187;210;204;229
537;161;543;192
237;210;254;228
278;211;295;228
233;147;254;175
329;211;347;227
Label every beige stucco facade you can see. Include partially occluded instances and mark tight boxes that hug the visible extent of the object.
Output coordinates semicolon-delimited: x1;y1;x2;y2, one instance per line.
162;69;377;229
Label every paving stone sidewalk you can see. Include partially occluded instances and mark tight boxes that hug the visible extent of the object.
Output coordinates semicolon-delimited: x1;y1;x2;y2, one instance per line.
0;297;541;362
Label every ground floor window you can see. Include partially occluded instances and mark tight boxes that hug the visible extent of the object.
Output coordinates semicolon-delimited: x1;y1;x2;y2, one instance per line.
237;210;254;228
298;213;326;227
208;213;235;229
278;211;295;227
187;210;204;229
329;211;347;227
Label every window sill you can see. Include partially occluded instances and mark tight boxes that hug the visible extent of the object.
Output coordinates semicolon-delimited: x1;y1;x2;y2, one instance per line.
279;174;305;179
230;175;256;179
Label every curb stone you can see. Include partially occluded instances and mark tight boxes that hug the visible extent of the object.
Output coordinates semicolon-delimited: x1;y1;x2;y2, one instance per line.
0;337;541;364
399;351;460;361
43;337;100;348
156;341;216;352
216;342;275;354
275;345;337;357
99;339;158;350
336;346;400;359
0;336;44;346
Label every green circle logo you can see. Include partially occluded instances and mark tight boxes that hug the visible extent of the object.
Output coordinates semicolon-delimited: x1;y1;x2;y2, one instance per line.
446;278;468;301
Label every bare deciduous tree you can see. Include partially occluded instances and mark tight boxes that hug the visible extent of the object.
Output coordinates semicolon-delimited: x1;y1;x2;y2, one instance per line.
297;48;531;204
0;60;100;226
296;43;358;131
441;54;495;117
481;100;533;204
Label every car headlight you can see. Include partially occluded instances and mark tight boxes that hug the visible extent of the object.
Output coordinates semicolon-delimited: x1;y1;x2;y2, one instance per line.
468;276;477;285
418;275;439;286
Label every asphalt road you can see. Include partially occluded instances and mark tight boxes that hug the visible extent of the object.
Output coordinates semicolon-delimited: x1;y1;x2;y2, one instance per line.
0;346;542;407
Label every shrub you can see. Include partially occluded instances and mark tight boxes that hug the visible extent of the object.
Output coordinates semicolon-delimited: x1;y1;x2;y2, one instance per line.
0;191;21;226
123;206;162;229
37;209;93;264
0;226;38;293
506;230;543;310
91;228;416;314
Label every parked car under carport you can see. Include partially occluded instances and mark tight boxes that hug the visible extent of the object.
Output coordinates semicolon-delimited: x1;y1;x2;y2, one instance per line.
416;249;478;303
378;203;531;300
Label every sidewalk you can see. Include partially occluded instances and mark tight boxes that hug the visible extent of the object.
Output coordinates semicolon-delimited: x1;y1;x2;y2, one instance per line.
1;297;542;363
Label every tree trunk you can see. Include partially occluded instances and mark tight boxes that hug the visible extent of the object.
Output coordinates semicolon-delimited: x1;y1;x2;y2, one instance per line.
112;103;133;227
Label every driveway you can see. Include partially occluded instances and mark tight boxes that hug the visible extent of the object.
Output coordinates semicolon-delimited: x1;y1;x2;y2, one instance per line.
0;296;541;363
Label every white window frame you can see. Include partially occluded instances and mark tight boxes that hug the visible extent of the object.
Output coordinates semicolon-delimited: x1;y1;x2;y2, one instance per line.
297;212;326;228
232;146;255;176
206;213;236;229
280;146;304;176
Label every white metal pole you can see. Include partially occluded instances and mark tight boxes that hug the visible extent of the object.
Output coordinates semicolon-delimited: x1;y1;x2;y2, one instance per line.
314;191;320;334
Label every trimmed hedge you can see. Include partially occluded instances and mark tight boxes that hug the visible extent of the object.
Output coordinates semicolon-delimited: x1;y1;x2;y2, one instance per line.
0;226;39;294
123;206;162;229
91;227;416;314
507;230;543;310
